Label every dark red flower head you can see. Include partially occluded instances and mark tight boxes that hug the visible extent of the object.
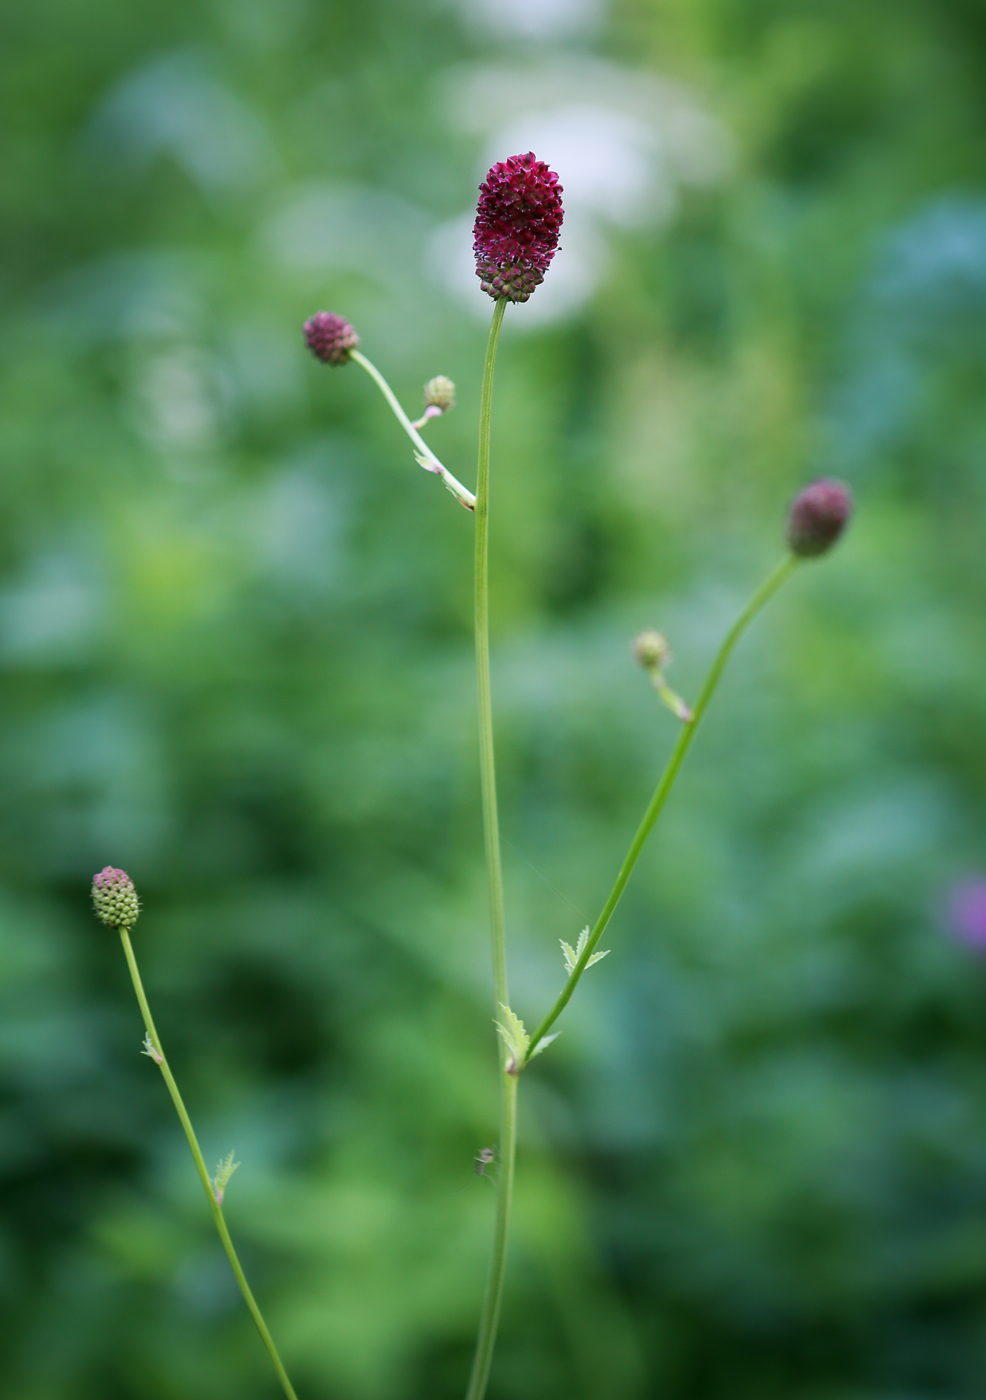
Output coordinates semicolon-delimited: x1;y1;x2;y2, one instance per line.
473;153;563;303
785;478;853;557
303;312;359;366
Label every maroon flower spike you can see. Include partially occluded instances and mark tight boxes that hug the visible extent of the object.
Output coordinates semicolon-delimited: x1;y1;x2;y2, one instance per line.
473;152;563;303
785;478;853;557
303;312;359;366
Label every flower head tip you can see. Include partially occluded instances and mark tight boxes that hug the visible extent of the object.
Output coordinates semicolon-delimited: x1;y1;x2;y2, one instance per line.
473;152;563;303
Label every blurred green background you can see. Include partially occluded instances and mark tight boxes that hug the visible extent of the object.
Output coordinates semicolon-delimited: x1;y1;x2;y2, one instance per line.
3;0;986;1396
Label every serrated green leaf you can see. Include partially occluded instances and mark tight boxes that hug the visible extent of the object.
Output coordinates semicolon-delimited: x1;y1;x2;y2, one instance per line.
560;939;579;975
493;1003;529;1072
529;1032;560;1059
561;927;610;976
211;1150;240;1206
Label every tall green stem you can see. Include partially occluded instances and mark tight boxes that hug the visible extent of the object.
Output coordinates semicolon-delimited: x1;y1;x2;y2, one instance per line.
474;297;508;1012
118;928;301;1400
526;553;800;1059
465;295;510;1400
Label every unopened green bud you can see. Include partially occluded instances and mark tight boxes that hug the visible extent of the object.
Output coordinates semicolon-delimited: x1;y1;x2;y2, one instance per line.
632;630;670;670
92;866;140;928
423;376;456;413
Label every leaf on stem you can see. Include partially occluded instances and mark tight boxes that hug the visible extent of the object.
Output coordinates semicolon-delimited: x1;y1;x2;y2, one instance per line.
211;1150;240;1207
140;1032;163;1064
560;927;610;976
529;1033;560;1059
494;1003;529;1074
413;449;442;477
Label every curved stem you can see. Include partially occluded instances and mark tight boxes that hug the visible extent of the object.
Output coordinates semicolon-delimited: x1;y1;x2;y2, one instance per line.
349;350;476;510
464;295;510;1400
118;928;301;1400
525;553;799;1059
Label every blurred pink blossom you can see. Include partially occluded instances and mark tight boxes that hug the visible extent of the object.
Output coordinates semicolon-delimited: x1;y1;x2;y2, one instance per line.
947;878;986;951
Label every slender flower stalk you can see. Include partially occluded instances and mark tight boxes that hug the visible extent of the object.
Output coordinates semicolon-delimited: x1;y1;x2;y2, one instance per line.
525;479;852;1055
465;295;511;1400
474;298;509;1019
119;928;300;1400
464;152;564;1400
118;927;300;1400
303;311;474;509
525;554;800;1060
91;870;300;1400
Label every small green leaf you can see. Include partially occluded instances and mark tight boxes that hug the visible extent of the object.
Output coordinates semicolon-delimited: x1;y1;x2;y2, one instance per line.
494;1003;529;1073
211;1150;240;1206
529;1032;560;1059
561;927;610;976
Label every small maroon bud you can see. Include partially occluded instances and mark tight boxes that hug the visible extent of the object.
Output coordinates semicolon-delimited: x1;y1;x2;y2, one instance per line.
785;479;853;558
473;152;563;303
303;312;359;366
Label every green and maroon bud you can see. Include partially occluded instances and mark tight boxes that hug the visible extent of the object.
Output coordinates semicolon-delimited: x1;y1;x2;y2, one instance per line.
92;866;140;929
303;311;359;366
785;479;853;558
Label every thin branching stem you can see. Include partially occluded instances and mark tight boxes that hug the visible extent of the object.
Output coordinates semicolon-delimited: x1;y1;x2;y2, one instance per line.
525;553;800;1059
118;928;301;1400
349;349;476;510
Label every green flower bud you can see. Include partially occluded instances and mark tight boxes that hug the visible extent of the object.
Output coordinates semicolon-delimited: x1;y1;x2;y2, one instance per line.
92;866;140;929
423;376;456;413
632;630;670;670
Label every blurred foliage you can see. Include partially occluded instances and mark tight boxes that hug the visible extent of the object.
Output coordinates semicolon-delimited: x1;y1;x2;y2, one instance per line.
3;0;986;1397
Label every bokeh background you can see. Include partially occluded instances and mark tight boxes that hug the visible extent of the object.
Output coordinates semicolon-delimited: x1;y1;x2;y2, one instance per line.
3;0;986;1396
